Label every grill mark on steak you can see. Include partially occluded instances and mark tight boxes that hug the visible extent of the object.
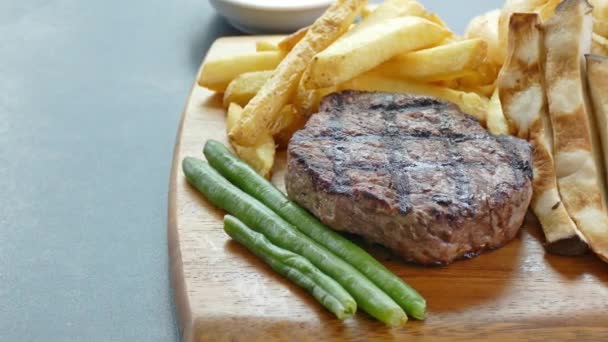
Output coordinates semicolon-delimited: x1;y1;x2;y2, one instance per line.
380;94;412;214
322;98;352;194
447;148;474;217
286;91;533;265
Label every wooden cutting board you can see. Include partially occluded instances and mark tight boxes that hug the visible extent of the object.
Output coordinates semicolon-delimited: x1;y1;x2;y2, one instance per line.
168;36;608;341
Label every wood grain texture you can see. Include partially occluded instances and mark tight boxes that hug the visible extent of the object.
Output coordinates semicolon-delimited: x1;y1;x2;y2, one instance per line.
169;36;608;342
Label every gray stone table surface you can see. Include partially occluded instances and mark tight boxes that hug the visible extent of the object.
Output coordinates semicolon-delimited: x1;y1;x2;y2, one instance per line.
0;0;501;341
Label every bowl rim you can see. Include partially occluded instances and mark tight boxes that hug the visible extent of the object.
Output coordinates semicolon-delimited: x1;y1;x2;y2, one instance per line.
213;0;333;11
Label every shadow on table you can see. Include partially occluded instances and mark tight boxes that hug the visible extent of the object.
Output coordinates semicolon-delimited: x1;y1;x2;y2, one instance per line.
190;15;241;73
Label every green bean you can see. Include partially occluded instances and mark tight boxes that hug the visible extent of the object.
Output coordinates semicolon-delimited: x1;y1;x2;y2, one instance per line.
223;215;356;319
203;139;426;319
183;157;407;326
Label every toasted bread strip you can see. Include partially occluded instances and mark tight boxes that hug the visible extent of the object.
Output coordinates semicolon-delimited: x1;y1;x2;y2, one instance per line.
499;13;585;254
544;0;608;261
586;54;608;186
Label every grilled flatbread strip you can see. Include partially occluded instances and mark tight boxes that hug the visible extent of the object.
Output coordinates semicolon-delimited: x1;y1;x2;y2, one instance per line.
544;0;608;262
499;13;586;255
586;54;608;191
498;13;587;255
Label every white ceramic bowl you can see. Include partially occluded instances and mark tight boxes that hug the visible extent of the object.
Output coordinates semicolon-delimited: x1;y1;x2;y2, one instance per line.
209;0;333;34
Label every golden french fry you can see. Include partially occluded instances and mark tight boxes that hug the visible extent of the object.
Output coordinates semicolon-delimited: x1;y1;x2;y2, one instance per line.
350;0;452;38
342;72;488;122
256;40;279;51
465;9;502;66
498;12;586;254
431;79;459;89
354;0;445;32
294;63;337;117
229;0;366;147
592;32;608;56
376;0;450;30
305;17;449;89
198;51;282;92
361;4;378;17
536;0;561;20
295;82;336;117
456;63;500;89
272;105;309;148
486;88;509;135
544;0;608;262
223;70;273;107
226;103;276;178
590;0;608;37
459;82;496;97
373;39;488;82
277;26;309;53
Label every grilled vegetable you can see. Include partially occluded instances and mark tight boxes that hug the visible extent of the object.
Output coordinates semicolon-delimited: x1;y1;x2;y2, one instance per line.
182;156;407;326
203;139;426;320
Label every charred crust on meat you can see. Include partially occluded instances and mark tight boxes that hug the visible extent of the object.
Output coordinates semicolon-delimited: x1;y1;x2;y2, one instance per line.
287;91;534;265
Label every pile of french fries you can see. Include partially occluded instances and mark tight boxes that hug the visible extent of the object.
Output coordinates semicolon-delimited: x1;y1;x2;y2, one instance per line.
197;0;608;181
199;0;491;177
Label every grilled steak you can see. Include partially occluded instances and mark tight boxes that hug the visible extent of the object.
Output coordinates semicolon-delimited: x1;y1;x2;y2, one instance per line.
286;91;533;265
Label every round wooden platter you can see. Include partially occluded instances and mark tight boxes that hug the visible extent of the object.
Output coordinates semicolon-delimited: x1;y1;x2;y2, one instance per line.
168;36;608;341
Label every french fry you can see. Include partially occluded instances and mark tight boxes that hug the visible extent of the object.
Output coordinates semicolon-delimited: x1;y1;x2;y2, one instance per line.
277;26;309;53
465;9;502;66
590;0;608;37
592;32;608;56
228;102;304;170
486;88;509;135
352;0;448;33
273;105;309;148
499;13;585;254
537;0;562;20
198;51;282;92
456;63;500;89
361;4;378;17
342;72;488;122
372;39;488;82
294;77;336;117
256;40;279;52
305;17;449;89
226;103;276;178
223;70;273;107
459;82;496;98
544;0;608;262
229;0;367;147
